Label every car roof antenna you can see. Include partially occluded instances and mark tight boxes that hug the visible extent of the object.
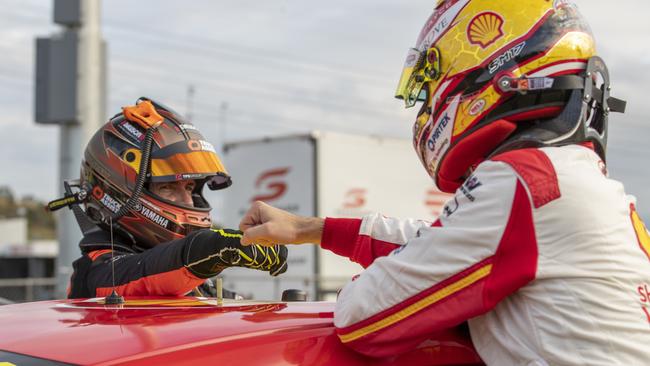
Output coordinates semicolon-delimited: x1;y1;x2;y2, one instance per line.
104;216;124;305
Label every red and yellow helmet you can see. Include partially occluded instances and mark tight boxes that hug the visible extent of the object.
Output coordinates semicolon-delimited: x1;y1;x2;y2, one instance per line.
396;0;610;192
81;98;231;248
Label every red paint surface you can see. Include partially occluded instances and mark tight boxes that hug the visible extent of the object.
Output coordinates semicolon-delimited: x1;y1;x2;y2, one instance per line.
0;297;483;365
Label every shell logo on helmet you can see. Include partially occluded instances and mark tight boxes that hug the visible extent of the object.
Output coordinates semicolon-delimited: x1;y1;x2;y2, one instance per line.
467;12;505;49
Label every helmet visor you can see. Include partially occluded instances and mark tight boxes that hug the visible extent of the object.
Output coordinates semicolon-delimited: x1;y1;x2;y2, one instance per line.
395;48;428;108
396;47;442;108
149;140;231;189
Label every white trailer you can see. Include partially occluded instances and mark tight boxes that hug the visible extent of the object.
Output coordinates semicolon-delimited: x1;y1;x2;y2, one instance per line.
218;132;452;300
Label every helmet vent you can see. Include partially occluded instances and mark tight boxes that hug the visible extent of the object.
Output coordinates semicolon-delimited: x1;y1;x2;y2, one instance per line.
125;151;136;163
162;210;178;220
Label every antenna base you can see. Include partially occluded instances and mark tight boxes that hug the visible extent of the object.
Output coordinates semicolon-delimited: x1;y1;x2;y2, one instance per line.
104;290;124;305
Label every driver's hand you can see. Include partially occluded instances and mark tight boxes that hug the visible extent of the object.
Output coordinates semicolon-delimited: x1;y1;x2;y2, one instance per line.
239;201;324;246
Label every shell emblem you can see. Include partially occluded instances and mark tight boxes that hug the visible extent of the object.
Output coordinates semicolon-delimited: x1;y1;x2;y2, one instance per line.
467;12;504;48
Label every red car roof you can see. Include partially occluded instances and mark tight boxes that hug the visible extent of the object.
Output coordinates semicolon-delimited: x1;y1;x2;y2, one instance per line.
0;297;483;365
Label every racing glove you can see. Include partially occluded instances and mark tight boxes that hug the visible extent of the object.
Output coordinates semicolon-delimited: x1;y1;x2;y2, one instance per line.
183;228;288;278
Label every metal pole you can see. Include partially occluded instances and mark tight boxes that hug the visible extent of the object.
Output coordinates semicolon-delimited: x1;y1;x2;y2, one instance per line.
55;0;105;298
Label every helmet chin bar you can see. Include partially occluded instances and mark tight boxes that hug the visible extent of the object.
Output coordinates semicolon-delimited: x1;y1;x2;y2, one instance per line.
491;56;626;161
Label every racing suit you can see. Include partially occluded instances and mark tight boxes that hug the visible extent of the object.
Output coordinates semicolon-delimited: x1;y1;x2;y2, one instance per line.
68;228;287;298
321;145;650;365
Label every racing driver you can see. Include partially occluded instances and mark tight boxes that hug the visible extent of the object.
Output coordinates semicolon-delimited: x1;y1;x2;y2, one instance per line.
48;97;287;299
238;1;650;364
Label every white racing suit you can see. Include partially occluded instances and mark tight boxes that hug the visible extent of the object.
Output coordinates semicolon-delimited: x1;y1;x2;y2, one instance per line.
321;145;650;365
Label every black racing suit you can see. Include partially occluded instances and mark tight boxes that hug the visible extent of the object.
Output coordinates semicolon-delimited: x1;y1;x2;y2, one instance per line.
67;228;287;299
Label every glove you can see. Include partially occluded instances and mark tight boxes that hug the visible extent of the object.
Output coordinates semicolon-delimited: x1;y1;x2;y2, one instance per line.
184;228;288;277
235;241;288;276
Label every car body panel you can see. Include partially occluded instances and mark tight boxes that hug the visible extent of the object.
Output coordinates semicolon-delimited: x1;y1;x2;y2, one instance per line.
0;297;483;365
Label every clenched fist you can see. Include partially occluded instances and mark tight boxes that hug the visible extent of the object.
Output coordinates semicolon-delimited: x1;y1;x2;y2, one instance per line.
239;201;325;246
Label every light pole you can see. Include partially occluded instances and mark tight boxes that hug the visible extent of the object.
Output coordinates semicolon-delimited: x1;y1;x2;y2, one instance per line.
35;0;107;298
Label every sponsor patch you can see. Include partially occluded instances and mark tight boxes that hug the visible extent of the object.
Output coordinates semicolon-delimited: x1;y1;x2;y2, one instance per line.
199;140;216;153
447;91;479;105
427;114;451;152
92;186;169;228
188;140;216;153
140;204;169;228
443;197;460;217
489;41;526;74
175;173;205;181
459;174;482;201
418;0;471;48
424;95;459;172
467;12;504;49
468;98;486;116
99;192;123;214
179;123;199;131
405;52;418;67
553;0;573;10
138;198;161;212
465;175;482;190
118;121;145;142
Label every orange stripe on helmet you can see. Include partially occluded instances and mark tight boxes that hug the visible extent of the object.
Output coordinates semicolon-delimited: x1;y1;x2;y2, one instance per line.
150;151;227;178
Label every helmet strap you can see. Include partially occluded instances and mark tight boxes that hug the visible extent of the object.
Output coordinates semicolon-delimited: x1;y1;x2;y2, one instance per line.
490;56;626;160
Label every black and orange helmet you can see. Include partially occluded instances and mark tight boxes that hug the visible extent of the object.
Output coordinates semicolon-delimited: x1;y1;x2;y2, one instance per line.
80;97;231;248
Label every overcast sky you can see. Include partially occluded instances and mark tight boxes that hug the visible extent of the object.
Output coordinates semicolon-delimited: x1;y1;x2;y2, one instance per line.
1;0;649;216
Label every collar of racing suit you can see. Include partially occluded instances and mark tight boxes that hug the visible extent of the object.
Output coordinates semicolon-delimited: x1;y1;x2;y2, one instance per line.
79;227;141;254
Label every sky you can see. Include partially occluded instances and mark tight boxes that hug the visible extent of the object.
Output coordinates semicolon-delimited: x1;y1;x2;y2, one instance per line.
1;0;649;217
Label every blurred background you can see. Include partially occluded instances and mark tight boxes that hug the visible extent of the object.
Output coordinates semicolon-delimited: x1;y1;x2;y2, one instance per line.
0;0;648;303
